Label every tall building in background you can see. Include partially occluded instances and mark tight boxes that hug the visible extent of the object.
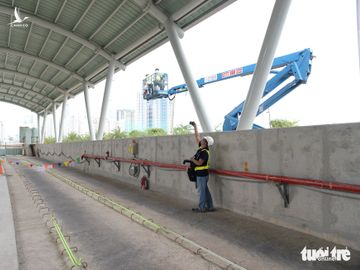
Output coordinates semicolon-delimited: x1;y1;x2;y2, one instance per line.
19;127;38;144
136;92;174;133
116;109;135;132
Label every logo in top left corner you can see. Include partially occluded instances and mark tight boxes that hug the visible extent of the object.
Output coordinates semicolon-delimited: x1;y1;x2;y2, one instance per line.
8;7;30;28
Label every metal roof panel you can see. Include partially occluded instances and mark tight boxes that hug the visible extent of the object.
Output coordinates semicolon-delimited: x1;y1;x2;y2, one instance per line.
0;0;234;113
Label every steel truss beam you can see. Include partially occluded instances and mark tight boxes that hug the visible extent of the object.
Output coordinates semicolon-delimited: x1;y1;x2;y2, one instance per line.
0;98;38;112
104;12;148;50
24;24;33;51
54;0;67;23
7;15;12;47
34;0;41;14
0;47;85;83
0;6;116;62
72;0;97;31
0;92;46;110
38;30;52;56
0;67;69;95
52;37;69;62
89;0;129;40
0;81;53;102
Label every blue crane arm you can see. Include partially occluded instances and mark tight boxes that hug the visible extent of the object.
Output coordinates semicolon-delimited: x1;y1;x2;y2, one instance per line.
167;49;312;97
144;48;312;131
223;48;312;130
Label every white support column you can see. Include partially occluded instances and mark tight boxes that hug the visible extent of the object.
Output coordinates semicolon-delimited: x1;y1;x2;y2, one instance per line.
237;0;292;130
37;113;40;143
58;94;68;142
97;60;116;140
164;20;213;132
52;102;58;142
357;0;360;71
41;110;47;144
84;82;95;141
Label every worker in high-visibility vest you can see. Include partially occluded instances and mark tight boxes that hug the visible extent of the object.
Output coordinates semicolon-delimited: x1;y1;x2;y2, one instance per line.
143;74;150;97
189;121;215;213
153;68;164;91
145;73;153;96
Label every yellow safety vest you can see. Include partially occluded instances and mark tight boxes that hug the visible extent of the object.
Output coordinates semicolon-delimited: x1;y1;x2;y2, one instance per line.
194;149;210;171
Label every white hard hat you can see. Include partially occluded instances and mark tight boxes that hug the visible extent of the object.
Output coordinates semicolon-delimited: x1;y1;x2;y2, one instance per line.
203;136;214;146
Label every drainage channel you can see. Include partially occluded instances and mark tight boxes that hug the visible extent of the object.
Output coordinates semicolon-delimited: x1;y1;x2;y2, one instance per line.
19;157;247;270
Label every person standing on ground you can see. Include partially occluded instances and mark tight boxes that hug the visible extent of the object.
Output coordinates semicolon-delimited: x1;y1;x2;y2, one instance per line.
189;121;215;213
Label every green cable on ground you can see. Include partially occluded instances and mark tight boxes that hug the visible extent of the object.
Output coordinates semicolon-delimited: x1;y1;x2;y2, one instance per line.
47;169;163;233
20;157;245;270
51;216;84;268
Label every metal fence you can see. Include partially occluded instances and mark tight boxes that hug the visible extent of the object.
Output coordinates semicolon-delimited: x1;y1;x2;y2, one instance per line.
0;144;23;156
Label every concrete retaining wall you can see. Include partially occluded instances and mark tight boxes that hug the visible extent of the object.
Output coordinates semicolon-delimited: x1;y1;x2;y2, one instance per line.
36;123;360;250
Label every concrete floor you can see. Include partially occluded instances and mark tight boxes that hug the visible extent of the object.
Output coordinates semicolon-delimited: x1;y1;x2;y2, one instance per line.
8;158;219;270
6;156;360;270
0;174;19;270
6;164;65;270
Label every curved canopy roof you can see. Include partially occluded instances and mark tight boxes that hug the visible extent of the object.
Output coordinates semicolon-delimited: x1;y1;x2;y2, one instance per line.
0;0;234;114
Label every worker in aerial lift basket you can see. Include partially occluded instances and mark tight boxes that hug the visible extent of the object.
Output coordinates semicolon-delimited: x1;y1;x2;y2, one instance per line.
189;121;215;213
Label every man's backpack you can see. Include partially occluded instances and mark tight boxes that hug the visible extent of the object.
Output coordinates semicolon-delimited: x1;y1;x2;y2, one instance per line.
183;159;196;182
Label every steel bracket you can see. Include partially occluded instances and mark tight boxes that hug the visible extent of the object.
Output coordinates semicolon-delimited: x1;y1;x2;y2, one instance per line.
94;158;101;167
141;165;151;178
84;157;90;165
113;160;121;171
276;183;290;208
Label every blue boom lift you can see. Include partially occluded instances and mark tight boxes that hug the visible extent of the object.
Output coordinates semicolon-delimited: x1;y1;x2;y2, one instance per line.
142;48;313;131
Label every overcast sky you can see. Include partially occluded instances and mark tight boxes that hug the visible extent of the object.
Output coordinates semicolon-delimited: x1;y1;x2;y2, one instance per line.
0;0;359;140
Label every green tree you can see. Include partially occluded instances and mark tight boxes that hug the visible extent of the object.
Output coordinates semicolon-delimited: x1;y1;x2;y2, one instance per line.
44;136;56;144
103;132;112;140
145;128;167;136
81;134;91;141
103;128;128;140
129;130;145;138
63;132;84;143
270;119;298;128
173;124;192;135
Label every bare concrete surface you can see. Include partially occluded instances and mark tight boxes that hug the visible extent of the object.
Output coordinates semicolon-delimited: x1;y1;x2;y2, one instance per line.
6;164;65;270
11;158;220;270
0;174;19;270
13;156;360;270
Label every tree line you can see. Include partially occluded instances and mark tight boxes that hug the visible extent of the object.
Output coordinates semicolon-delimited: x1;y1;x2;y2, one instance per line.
44;119;297;144
44;124;193;144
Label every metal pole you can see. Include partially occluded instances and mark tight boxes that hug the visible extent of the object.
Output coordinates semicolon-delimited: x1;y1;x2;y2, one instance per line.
357;0;360;71
37;113;40;143
237;0;292;130
52;102;58;142
58;94;68;142
0;121;2;145
97;60;116;140
41;110;47;144
164;20;212;132
84;82;95;140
